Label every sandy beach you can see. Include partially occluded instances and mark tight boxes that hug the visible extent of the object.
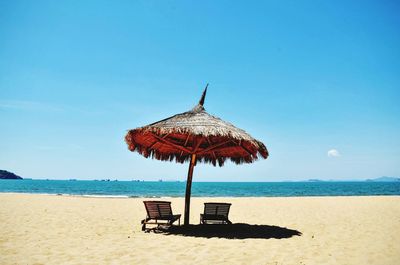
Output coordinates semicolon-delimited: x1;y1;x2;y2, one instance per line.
0;194;399;265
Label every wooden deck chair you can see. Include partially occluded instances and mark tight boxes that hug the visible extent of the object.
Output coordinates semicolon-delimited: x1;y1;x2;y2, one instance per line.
200;202;232;224
141;201;181;231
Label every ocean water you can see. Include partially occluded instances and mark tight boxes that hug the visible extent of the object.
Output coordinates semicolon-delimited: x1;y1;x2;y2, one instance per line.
0;179;399;197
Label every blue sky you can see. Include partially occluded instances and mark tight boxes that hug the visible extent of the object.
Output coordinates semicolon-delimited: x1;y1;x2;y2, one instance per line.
1;0;399;181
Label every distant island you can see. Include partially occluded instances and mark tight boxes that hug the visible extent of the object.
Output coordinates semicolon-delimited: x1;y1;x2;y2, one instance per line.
305;177;400;182
365;176;400;182
0;170;23;180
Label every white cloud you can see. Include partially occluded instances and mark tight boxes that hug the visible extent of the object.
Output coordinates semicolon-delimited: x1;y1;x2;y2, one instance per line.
327;149;340;157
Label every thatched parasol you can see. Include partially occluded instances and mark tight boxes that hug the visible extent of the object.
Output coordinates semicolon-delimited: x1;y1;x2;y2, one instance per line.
125;85;268;225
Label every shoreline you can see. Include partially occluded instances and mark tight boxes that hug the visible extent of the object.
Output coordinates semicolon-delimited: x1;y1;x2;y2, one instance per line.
1;191;400;199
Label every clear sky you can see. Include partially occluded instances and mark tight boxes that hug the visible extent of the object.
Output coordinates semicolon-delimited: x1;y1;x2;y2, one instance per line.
1;1;399;181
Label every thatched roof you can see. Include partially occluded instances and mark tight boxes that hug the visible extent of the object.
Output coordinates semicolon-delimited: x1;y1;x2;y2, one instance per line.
125;88;268;166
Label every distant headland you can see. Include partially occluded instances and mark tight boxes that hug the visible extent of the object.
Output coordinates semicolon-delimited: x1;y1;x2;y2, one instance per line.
305;176;400;182
365;176;400;182
0;170;23;180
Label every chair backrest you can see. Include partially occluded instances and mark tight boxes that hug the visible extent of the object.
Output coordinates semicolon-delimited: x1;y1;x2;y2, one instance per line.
143;201;173;218
204;202;231;217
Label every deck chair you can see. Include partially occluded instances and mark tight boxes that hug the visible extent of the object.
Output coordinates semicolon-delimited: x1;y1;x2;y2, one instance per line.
200;202;232;224
141;201;181;231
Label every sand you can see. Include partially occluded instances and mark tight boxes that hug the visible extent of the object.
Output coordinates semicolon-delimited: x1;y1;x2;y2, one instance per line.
1;194;399;265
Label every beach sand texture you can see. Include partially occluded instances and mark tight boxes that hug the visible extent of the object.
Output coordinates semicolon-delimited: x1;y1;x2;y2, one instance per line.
1;194;399;265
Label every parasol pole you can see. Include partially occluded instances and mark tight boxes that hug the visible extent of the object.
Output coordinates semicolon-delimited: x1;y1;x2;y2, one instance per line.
183;83;208;225
184;84;207;225
184;153;196;225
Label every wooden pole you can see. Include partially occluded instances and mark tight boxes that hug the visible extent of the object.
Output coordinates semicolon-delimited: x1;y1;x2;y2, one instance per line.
184;153;196;225
183;87;207;225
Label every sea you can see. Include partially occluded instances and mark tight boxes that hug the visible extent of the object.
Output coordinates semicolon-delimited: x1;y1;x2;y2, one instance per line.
0;179;399;197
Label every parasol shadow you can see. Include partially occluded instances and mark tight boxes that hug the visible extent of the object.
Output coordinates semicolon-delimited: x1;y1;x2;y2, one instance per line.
156;223;302;239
